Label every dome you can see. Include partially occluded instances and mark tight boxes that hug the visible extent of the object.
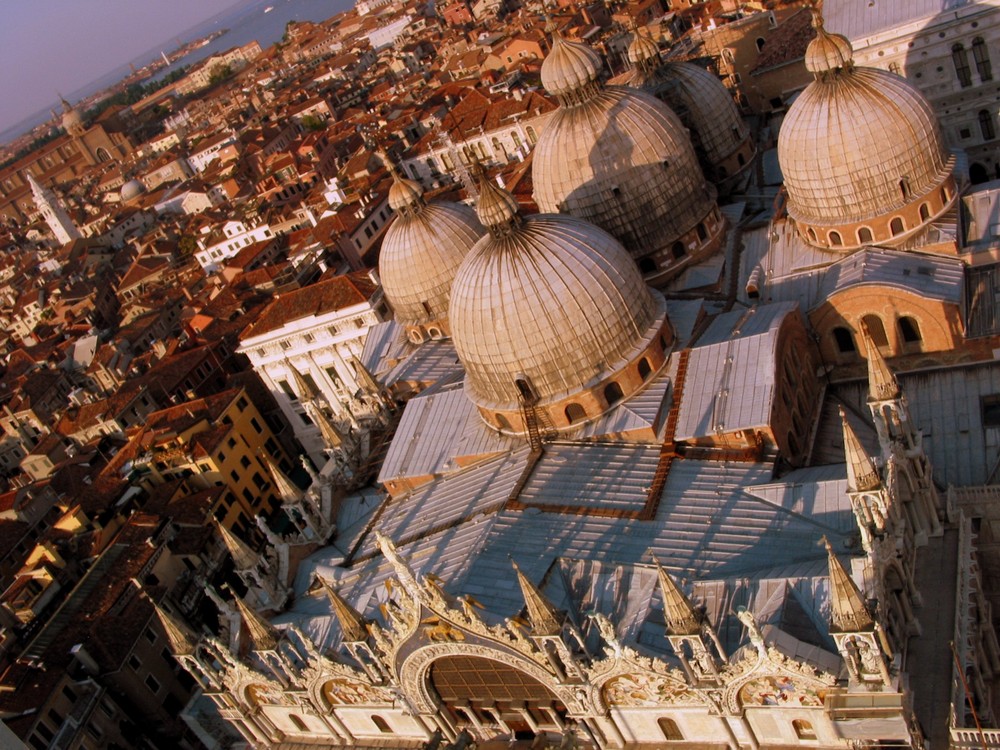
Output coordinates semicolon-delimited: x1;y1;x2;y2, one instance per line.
656;62;753;171
532;85;718;273
378;172;485;335
804;12;854;75
540;34;602;99
60;98;84;137
777;15;955;250
627;29;660;67
451;179;672;431
120;179;145;202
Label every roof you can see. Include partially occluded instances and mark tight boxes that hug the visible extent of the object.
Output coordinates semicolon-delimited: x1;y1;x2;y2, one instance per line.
822;0;986;44
241;272;378;339
675;302;799;441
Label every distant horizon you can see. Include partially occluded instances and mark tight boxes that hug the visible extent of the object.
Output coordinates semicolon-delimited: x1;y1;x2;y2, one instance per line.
0;0;257;142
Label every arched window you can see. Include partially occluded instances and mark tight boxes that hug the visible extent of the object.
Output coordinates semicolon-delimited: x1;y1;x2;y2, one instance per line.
833;327;856;354
807;227;817;242
526;126;537;144
639;257;657;274
95;147;111;162
899;176;911;201
372;715;391;733
953;43;973;87
658;718;683;741
696;222;708;241
793;719;817;740
604;381;624;406
638;358;652;380
671;241;686;259
290;714;308;731
862;315;889;348
427;327;441;339
514;377;535;403
564;403;586;424
919;203;930;221
737;152;746;167
512;131;522;149
890;217;905;236
979;109;995;141
858;226;873;244
898;316;922;344
973;37;992;81
495;413;512;431
718;166;728;178
755;37;766;52
829;230;842;246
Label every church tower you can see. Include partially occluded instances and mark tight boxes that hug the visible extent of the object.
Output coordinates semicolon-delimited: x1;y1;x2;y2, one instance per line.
26;173;81;245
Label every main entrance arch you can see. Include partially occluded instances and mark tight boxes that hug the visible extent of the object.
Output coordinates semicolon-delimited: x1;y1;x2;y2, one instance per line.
428;655;571;741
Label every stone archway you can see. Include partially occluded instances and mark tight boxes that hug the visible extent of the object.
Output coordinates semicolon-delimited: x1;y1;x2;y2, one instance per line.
428;654;570;741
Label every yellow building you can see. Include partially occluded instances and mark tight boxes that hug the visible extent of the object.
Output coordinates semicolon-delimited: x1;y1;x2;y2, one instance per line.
130;387;293;538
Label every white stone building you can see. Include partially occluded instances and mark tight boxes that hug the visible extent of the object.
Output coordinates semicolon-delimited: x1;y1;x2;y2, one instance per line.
238;272;390;467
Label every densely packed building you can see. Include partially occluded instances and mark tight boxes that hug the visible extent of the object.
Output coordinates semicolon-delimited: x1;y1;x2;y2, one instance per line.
1;0;1000;749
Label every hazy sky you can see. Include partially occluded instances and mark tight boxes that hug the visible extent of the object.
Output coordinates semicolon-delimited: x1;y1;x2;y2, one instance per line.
0;0;244;136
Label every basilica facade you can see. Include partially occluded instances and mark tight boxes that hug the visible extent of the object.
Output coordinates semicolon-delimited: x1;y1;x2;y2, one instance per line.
168;13;1000;750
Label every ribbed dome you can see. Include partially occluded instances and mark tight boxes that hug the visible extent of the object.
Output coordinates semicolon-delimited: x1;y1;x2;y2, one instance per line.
627;29;659;66
388;174;425;213
804;13;854;75
540;34;602;98
532;85;714;259
778;65;952;229
120;179;145;202
450;195;662;411
658;62;751;167
379;179;485;329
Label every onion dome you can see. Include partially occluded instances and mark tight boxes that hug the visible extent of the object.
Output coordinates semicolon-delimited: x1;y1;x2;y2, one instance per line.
60;97;85;137
777;12;955;251
627;28;660;69
379;169;485;340
450;178;673;434
120;179;145;202
804;11;854;75
540;34;603;101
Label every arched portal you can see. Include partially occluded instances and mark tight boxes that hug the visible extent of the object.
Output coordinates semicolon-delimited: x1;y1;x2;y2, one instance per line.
428;655;571;741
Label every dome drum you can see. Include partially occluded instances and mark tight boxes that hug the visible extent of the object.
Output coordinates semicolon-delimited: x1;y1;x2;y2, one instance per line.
473;312;674;436
790;170;957;252
638;205;726;286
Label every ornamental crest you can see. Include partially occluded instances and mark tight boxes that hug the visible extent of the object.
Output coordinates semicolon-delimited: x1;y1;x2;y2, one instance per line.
738;674;827;707
321;677;393;705
601;673;701;707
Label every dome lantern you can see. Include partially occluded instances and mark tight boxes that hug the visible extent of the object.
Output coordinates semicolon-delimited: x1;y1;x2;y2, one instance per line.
804;10;854;77
540;33;603;105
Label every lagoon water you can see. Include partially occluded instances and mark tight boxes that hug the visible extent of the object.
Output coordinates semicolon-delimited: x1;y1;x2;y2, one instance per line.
2;0;353;143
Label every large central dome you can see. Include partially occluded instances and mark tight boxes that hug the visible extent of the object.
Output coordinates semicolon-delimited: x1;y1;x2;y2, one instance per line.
777;12;956;251
450;177;673;435
532;35;722;285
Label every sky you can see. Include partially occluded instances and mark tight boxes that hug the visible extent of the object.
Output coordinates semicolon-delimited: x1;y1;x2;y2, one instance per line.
0;0;245;136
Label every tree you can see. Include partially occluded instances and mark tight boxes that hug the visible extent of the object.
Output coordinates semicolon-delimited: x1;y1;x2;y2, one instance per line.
300;114;327;132
208;64;233;86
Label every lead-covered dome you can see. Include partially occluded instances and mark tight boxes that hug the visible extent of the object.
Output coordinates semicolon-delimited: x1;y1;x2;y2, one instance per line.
379;170;485;341
120;179;145;202
533;35;722;285
450;178;673;435
777;12;955;251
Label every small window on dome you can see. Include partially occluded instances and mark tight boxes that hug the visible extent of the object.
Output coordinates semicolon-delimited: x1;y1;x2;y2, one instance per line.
833;327;856;354
514;376;536;404
898;316;922;345
611;186;621;198
671;242;686;259
564;403;586;424
807;227;817;242
639;257;658;273
604;381;624;406
737;152;746;167
755;37;766;52
638;358;652;380
899;177;911;201
919;203;930;221
495;413;512;431
696;223;707;241
858;227;873;244
890;217;905;236
718;166;728;178
829;230;843;247
862;315;889;349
